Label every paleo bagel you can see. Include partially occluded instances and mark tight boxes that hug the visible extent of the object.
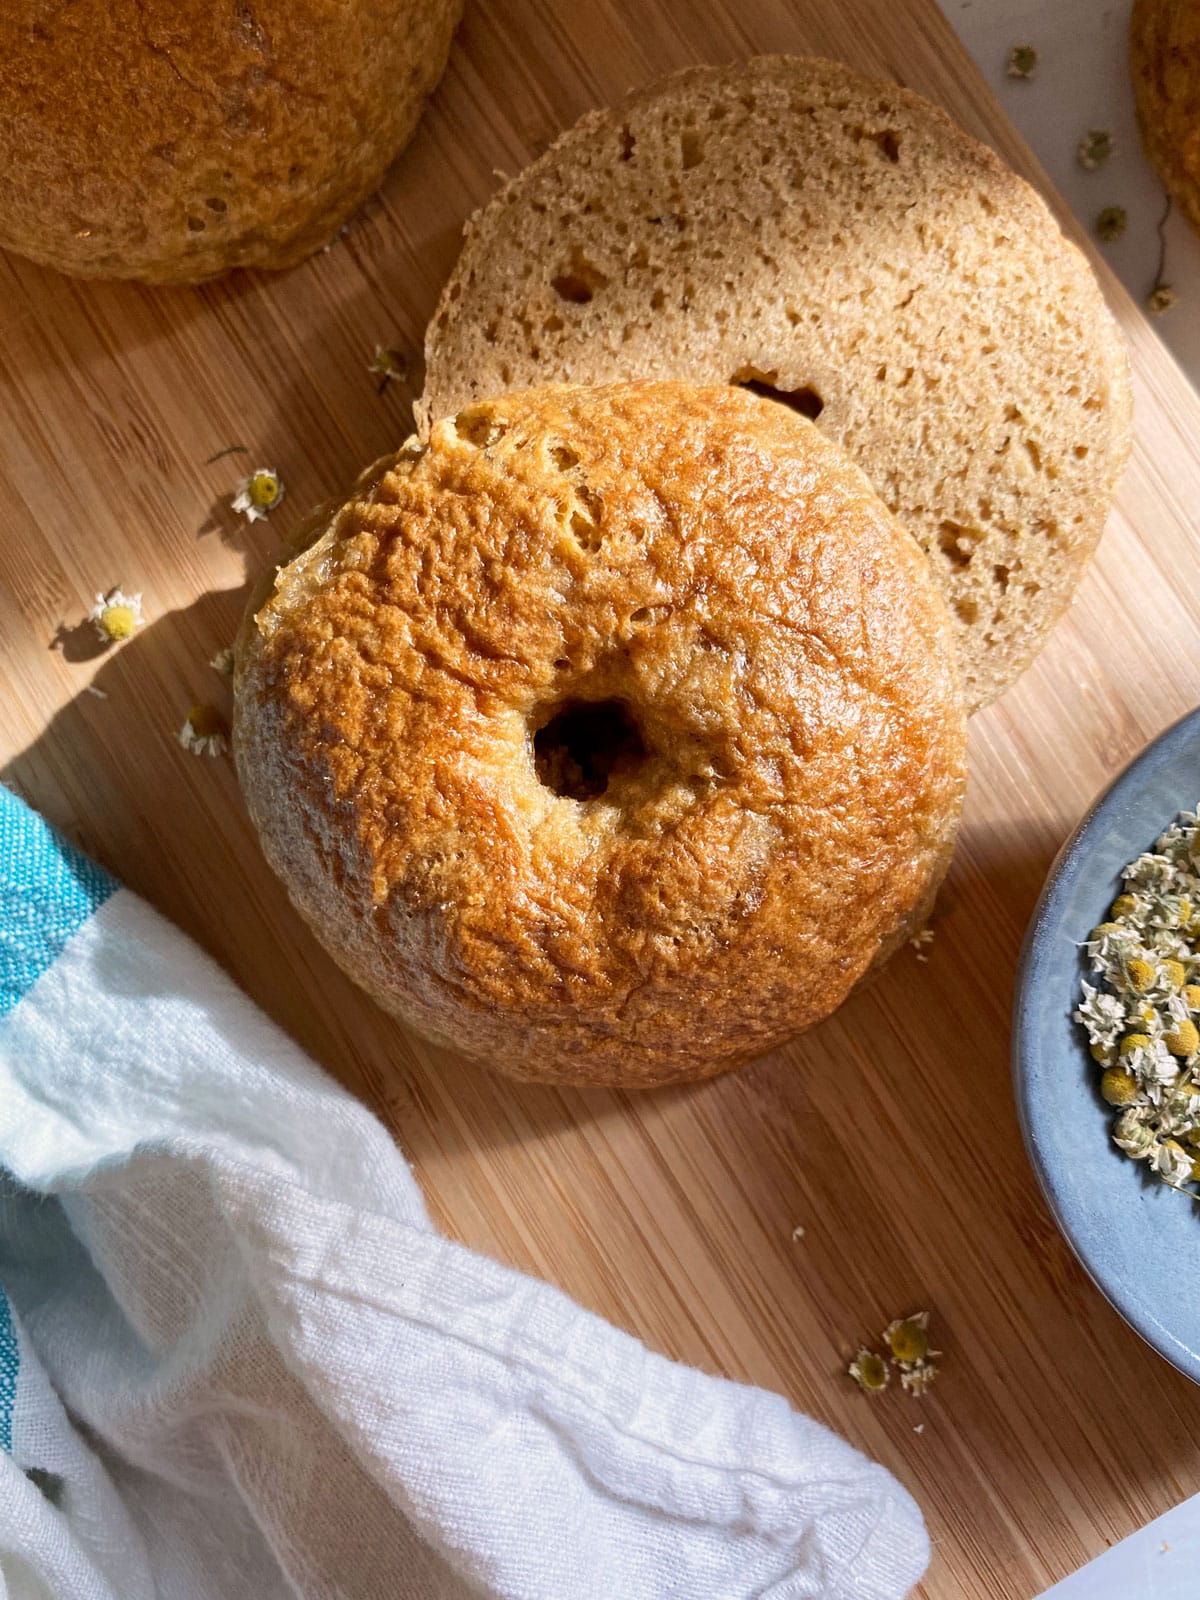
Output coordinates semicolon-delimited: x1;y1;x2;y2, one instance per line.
234;381;968;1086
0;0;461;283
420;56;1133;713
1131;0;1200;240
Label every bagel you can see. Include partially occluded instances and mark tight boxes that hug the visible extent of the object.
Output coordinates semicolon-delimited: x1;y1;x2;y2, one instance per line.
0;0;461;283
234;381;968;1086
419;56;1132;713
1131;0;1200;240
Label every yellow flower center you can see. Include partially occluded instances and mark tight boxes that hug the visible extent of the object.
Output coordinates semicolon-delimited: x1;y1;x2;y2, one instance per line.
1100;1067;1139;1106
188;704;225;739
248;471;280;508
100;603;137;641
1164;1019;1199;1058
886;1321;929;1363
1125;958;1155;993
1119;1033;1152;1056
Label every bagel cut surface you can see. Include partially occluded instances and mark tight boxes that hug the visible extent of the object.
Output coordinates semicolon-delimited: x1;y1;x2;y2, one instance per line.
234;382;968;1086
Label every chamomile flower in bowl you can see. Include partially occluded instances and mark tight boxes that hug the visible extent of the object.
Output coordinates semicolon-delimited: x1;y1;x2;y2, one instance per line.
1015;706;1200;1385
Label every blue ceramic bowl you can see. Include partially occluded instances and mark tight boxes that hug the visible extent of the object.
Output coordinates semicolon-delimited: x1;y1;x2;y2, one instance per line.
1015;706;1200;1384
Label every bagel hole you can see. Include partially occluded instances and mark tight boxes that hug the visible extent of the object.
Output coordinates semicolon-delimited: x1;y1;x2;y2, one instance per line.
729;366;824;420
533;698;647;801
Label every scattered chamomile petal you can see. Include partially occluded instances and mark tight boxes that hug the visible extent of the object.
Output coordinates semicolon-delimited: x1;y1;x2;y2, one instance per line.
232;467;285;522
89;587;144;645
910;927;934;961
178;704;229;757
791;1224;805;1242
1005;44;1039;79
899;1361;939;1397
848;1348;889;1393
210;646;236;677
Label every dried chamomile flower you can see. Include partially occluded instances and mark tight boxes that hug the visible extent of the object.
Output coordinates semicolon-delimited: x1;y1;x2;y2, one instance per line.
210;646;236;677
178;704;229;757
883;1313;929;1364
369;345;409;394
1148;284;1178;316
89;587;144;645
232;467;285;522
1114;1107;1155;1158
849;1311;941;1399
1151;1139;1193;1187
848;1348;889;1393
1095;207;1128;243
910;927;934;961
1078;808;1200;1197
1005;44;1039;79
1077;129;1114;170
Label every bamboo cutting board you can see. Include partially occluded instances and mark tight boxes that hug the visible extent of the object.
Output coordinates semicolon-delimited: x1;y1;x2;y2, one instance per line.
3;1;1200;1594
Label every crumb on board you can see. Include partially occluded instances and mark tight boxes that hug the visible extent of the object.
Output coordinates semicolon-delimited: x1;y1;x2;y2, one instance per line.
1005;44;1038;79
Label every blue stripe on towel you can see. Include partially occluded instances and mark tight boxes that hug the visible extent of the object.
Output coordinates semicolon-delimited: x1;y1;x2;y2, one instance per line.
0;1288;16;1451
0;786;116;1018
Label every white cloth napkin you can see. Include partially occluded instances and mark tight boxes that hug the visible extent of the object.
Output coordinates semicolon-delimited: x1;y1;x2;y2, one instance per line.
0;785;928;1599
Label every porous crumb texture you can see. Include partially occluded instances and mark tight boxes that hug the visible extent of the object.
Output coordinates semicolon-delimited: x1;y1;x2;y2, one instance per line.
1131;0;1200;239
0;0;461;283
420;56;1133;713
234;381;968;1086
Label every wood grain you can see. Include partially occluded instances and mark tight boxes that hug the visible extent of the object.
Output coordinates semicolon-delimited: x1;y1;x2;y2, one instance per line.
2;2;1199;1594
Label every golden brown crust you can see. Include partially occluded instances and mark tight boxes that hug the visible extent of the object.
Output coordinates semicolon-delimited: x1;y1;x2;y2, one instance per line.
420;55;1133;714
234;381;968;1086
0;0;461;283
1132;0;1200;238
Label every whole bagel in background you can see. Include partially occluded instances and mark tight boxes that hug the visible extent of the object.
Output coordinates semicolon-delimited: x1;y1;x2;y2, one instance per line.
1131;0;1200;239
420;56;1133;714
234;381;968;1088
0;0;462;283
